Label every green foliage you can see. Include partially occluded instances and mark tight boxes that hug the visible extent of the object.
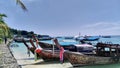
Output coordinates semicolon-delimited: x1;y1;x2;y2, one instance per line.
0;38;3;44
0;0;27;44
0;13;9;37
10;28;35;38
0;14;11;44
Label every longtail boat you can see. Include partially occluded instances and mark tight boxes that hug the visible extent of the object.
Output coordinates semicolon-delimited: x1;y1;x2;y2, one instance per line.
39;38;94;53
36;49;66;61
65;42;120;67
38;42;76;51
53;38;120;67
64;51;118;67
24;37;66;61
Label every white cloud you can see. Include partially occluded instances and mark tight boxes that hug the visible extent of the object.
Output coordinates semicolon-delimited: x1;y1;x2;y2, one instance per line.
22;0;35;2
84;22;119;28
79;21;120;35
22;0;40;3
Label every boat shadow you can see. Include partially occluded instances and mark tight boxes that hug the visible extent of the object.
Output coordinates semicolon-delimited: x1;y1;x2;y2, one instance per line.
16;57;35;60
20;58;71;66
33;60;69;65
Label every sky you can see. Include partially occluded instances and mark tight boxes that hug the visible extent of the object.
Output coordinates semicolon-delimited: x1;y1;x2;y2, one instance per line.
1;0;120;36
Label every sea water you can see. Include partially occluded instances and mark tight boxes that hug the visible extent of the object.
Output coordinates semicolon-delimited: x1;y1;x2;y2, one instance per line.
10;36;120;68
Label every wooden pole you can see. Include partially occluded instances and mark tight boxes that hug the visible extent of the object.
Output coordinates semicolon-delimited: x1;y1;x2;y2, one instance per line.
110;45;112;56
30;39;36;48
103;47;105;56
22;39;30;49
52;40;55;55
96;46;98;55
32;34;37;41
53;38;61;49
116;45;118;56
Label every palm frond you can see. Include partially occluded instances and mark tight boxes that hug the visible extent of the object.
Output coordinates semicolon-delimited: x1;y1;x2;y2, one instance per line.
16;0;28;11
0;14;7;24
0;22;9;36
0;14;7;17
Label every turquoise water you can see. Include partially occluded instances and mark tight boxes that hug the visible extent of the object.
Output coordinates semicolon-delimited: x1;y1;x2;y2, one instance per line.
10;42;36;55
40;39;79;45
10;36;120;68
80;63;120;68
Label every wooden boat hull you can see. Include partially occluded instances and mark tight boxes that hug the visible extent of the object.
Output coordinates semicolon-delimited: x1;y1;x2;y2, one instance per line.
37;49;66;61
26;47;42;59
64;51;120;67
23;46;62;61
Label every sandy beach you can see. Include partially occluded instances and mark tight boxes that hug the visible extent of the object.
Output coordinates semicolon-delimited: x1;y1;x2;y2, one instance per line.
0;42;20;68
12;49;73;68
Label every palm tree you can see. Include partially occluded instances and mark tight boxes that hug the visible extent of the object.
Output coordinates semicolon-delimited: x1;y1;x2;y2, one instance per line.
0;0;27;35
0;13;10;43
0;23;9;36
0;0;27;43
0;14;9;38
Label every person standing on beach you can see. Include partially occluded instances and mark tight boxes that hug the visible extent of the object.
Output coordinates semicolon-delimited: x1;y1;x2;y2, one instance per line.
4;36;7;44
27;49;30;57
